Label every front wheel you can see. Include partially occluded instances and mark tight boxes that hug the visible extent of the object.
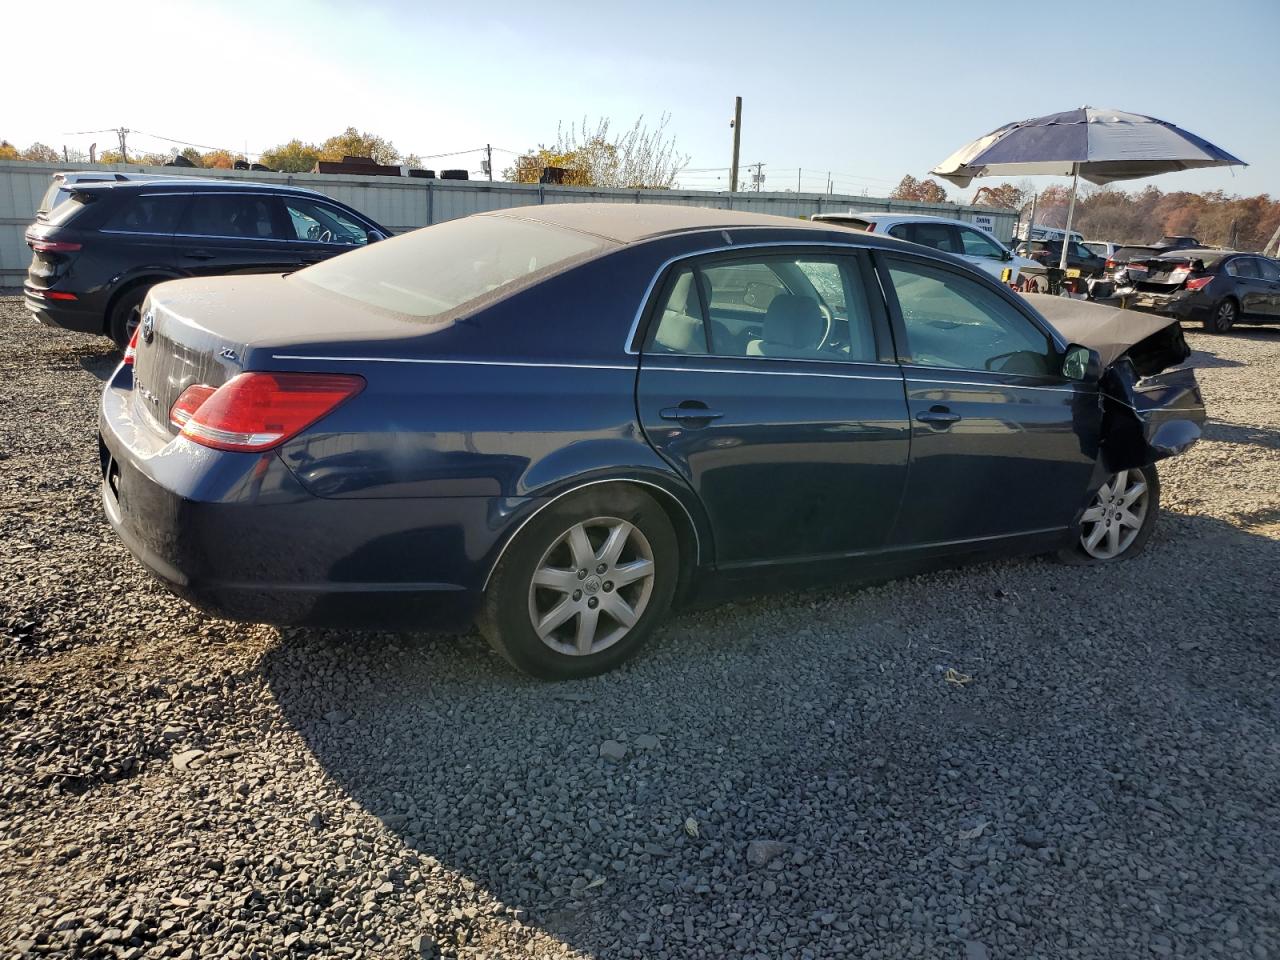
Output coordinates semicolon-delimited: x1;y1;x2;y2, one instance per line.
1058;465;1160;564
478;486;678;679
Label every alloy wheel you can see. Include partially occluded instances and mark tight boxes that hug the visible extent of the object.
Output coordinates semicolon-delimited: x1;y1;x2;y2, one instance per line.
1079;469;1149;560
1215;300;1236;332
527;516;656;656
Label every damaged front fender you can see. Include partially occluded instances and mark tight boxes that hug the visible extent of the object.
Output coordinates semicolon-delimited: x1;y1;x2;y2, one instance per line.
1099;360;1205;471
1026;294;1207;471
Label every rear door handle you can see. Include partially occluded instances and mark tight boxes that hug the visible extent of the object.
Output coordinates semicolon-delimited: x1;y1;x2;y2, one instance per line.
916;407;961;427
183;250;215;261
660;402;724;425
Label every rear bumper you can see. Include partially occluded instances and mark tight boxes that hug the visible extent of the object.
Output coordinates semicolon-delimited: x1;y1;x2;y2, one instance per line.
98;371;513;631
24;286;103;334
1120;289;1213;322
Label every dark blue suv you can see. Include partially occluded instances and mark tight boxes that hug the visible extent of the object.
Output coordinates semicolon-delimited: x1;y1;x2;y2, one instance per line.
24;178;390;346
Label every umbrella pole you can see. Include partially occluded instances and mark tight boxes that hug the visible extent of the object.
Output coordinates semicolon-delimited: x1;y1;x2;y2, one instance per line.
1059;163;1079;272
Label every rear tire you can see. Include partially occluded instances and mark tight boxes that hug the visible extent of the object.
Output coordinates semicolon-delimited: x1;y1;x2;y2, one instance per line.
107;284;151;349
1058;465;1160;565
1203;297;1237;334
478;486;678;679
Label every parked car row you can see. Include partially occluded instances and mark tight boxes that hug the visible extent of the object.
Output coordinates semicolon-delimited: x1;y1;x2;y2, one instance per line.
811;213;1037;284
1114;248;1280;332
25;179;390;346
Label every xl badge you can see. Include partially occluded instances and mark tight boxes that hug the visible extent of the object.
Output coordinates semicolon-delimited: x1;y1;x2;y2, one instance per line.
140;309;155;344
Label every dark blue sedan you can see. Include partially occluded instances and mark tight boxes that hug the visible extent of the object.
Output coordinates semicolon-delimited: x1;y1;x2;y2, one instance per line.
99;204;1205;678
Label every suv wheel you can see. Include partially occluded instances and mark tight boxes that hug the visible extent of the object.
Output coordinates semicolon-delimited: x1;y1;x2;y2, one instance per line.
479;486;678;679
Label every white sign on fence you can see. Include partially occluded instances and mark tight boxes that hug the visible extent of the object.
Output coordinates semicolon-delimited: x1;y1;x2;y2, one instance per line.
971;213;996;235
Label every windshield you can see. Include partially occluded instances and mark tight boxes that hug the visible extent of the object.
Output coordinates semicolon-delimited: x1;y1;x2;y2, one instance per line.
296;215;607;319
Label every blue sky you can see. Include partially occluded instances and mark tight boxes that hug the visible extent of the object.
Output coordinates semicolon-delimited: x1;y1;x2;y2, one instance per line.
9;0;1277;202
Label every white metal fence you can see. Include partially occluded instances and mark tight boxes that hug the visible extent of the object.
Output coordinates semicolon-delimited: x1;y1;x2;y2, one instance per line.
0;160;1017;286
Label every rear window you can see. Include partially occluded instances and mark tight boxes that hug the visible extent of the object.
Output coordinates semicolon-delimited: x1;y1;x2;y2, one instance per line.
816;216;873;231
295;215;606;319
1083;242;1107;257
1115;246;1158;261
44;194;94;226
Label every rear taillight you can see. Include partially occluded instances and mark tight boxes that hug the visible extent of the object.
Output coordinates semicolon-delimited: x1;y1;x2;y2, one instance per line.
170;372;364;452
1185;276;1213;291
122;326;141;366
169;384;218;427
28;239;82;253
1105;258;1116;270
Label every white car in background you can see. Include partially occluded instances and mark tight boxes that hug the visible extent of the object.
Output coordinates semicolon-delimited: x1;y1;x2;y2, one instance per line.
811;212;1038;284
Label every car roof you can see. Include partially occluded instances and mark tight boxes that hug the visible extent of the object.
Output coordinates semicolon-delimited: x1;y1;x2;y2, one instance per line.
67;178;326;198
1156;248;1234;258
480;202;849;244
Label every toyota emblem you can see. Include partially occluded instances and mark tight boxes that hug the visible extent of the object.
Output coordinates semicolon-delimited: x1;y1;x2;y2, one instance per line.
140;310;155;344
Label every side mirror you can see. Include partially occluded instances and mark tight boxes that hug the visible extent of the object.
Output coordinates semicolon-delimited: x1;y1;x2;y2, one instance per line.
1062;343;1103;382
1001;249;1013;262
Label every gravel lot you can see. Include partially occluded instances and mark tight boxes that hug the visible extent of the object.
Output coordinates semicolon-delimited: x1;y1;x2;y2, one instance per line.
1;295;1278;960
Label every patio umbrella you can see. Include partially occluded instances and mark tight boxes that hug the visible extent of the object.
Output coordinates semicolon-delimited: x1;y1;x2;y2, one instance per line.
930;107;1245;270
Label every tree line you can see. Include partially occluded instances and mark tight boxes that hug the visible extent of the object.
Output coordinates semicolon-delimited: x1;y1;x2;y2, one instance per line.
2;115;689;189
0;129;418;172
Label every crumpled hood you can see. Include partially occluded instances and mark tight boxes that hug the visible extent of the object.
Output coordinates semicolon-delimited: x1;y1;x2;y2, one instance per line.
1025;294;1188;371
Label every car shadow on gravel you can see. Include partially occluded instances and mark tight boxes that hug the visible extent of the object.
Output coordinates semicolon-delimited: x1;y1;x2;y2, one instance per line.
259;511;1280;958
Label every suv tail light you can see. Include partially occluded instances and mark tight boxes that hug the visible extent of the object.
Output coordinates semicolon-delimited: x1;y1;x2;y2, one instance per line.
1185;275;1213;292
122;326;141;366
169;372;364;452
28;239;83;253
1105;258;1116;270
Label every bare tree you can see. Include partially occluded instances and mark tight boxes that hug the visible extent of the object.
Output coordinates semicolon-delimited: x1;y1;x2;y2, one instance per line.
508;114;689;189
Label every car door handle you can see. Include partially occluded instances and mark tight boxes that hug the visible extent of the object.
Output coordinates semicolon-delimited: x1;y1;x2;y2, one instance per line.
916;407;962;427
660;403;724;425
183;250;215;260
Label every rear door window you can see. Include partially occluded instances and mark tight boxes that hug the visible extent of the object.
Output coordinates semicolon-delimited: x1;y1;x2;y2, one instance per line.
1257;259;1280;282
1228;258;1259;279
177;193;286;240
103;194;188;234
649;254;878;363
892;222;960;254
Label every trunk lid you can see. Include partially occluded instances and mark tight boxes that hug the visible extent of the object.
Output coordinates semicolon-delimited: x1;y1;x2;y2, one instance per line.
132;273;436;437
1130;257;1196;293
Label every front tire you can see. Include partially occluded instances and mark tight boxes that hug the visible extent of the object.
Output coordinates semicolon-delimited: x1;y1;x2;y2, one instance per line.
1058;465;1160;564
478;486;678;679
1203;297;1237;334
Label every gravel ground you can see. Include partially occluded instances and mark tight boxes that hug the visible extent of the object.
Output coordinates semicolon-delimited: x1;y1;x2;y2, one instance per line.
1;296;1278;960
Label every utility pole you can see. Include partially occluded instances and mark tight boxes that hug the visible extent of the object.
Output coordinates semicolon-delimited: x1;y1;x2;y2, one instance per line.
116;127;130;163
729;96;742;193
797;168;802;193
749;162;765;192
486;144;493;182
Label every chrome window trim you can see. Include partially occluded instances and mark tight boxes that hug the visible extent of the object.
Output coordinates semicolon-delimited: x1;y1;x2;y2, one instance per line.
643;364;900;383
481;477;702;591
271;354;637;372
